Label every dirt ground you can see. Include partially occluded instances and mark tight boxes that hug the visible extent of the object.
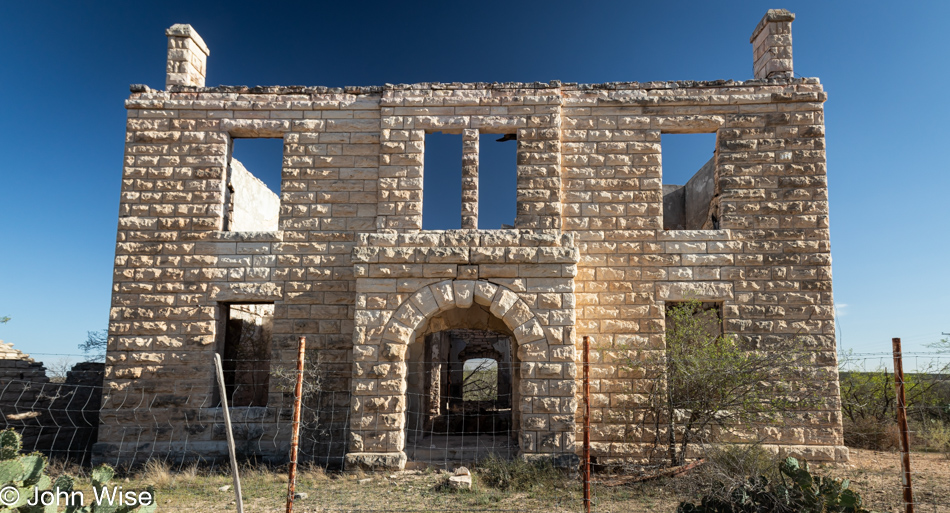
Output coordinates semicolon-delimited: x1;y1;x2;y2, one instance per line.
825;449;950;512
129;449;947;512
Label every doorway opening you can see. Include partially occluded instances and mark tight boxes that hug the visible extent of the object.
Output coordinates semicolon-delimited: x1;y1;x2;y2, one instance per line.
216;303;274;407
406;313;519;465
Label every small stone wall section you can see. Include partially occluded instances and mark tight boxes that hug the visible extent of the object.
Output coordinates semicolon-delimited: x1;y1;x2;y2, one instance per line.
1;343;104;464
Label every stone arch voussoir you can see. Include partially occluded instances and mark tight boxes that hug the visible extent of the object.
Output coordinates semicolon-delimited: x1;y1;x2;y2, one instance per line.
383;279;545;349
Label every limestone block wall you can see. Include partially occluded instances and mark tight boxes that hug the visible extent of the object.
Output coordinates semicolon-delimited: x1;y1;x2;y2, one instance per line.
98;11;846;466
99;85;383;464
560;80;841;462
375;84;563;231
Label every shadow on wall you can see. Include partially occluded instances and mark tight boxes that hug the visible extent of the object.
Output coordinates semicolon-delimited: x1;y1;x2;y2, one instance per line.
663;156;718;230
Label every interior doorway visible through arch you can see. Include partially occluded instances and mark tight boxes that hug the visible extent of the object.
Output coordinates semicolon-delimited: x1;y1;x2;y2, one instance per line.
406;326;517;466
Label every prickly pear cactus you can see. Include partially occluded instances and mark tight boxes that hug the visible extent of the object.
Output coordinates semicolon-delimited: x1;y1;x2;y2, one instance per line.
0;429;21;460
0;428;56;512
0;429;155;513
778;457;872;513
678;456;878;513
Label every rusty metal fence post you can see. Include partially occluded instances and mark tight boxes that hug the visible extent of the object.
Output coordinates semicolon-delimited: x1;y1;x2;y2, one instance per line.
583;335;591;513
286;336;306;513
892;337;914;513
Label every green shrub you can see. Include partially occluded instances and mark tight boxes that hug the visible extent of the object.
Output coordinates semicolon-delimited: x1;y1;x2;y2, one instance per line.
620;301;820;467
917;418;950;457
839;352;950;450
704;443;781;483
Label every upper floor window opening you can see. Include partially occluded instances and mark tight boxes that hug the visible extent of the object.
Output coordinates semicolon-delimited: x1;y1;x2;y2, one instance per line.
478;132;517;230
421;131;463;230
661;133;719;231
226;137;283;232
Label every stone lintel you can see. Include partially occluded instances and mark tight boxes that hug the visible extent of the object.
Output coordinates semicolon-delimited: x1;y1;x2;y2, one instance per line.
344;451;407;471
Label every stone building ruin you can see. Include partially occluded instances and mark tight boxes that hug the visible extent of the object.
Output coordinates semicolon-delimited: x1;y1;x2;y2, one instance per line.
96;9;847;468
1;342;104;465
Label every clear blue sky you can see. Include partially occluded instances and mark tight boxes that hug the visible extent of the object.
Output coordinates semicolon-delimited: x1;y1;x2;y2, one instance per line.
1;1;948;361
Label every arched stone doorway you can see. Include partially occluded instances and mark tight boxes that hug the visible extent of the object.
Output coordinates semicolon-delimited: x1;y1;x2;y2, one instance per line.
405;303;518;465
345;279;578;470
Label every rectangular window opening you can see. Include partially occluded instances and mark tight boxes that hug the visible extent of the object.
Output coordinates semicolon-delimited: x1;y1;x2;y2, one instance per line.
661;133;718;230
422;132;463;230
226;138;282;232
218;303;274;407
478;132;517;229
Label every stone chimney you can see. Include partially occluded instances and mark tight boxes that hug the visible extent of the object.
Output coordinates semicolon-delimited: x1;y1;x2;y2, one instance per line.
165;24;210;88
750;9;794;79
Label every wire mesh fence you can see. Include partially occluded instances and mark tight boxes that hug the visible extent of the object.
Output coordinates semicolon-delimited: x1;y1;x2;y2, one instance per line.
837;350;950;513
0;349;948;511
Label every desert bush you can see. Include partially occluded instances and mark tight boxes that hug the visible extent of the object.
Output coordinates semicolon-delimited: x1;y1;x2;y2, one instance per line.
703;443;781;483
620;300;820;467
475;455;561;492
916;418;950;457
839;352;950;450
842;416;900;451
271;348;330;459
672;443;782;503
462;359;499;401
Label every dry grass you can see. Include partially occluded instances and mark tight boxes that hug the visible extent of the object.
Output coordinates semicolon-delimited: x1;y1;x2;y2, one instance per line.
825;449;950;512
299;462;329;484
141;459;174;488
45;457;89;480
123;462;673;512
112;450;948;512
